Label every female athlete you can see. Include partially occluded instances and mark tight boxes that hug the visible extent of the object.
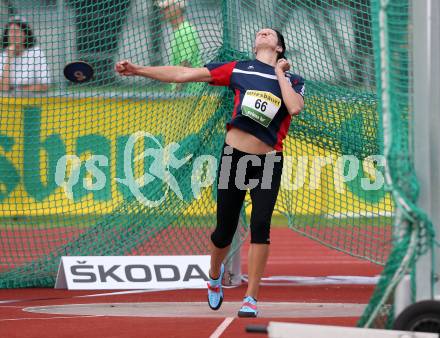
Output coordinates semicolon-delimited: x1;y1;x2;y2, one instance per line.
115;28;305;317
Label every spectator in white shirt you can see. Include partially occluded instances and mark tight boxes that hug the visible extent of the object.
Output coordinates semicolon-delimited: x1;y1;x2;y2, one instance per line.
0;17;51;92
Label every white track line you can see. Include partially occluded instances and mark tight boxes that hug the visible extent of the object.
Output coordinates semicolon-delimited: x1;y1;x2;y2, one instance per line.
0;289;173;304
77;287;232;298
0;315;104;322
209;317;234;338
77;290;162;298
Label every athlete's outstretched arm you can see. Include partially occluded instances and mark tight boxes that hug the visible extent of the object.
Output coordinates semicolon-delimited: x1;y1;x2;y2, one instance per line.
115;60;212;83
275;59;304;116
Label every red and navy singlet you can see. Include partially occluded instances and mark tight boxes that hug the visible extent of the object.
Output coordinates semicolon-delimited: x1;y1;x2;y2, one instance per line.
205;59;305;151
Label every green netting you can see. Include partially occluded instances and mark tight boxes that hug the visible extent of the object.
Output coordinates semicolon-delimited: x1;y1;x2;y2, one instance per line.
357;0;435;328
0;0;434;328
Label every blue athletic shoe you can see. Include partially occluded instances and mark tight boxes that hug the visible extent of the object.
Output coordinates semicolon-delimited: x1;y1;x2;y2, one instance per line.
207;264;224;310
237;296;258;317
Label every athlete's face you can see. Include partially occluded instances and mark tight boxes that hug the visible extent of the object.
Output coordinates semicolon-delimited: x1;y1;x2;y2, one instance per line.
254;28;282;55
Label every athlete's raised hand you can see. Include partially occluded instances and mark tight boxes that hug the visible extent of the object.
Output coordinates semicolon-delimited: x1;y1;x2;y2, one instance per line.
115;60;139;76
275;58;290;74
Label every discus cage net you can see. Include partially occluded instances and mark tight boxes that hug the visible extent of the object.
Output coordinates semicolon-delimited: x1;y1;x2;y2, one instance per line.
0;0;436;329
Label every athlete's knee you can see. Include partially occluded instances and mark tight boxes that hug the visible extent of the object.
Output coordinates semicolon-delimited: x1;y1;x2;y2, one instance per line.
250;222;271;244
211;228;235;248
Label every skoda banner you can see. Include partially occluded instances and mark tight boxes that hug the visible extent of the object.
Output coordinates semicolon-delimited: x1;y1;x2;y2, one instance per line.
55;256;210;290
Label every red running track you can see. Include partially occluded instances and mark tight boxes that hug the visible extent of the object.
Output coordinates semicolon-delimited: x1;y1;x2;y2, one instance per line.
0;228;383;338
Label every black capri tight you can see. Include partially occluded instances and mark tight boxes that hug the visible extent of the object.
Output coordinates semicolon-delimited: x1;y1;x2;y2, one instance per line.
211;143;283;248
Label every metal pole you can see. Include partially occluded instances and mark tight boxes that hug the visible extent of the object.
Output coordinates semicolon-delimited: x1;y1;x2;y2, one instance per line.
220;0;242;286
57;0;67;91
411;0;440;302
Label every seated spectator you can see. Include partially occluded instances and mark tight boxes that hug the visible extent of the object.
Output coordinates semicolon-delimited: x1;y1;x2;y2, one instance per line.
0;17;51;92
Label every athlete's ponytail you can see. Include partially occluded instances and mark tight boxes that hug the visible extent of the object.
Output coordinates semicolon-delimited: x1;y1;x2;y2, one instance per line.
273;29;286;60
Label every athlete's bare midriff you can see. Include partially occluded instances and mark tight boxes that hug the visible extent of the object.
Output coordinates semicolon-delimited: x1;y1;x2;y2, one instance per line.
225;127;275;154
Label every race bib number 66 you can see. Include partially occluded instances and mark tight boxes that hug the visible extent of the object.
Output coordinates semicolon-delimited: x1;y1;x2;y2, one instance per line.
241;90;281;127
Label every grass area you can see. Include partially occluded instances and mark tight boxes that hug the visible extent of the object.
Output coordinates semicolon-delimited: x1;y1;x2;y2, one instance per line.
273;214;393;228
0;214;392;230
271;214;289;227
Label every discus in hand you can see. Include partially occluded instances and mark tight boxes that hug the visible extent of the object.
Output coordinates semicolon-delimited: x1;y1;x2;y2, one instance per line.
63;61;94;83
